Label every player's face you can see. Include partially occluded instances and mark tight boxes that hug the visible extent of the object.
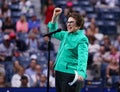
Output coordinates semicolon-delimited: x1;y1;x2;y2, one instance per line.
66;17;78;33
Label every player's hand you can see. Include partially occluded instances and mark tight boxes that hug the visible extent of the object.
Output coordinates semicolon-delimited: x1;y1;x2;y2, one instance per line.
53;7;62;17
51;7;62;23
77;75;84;81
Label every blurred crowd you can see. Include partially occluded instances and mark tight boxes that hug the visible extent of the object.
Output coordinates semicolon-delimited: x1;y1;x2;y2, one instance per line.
0;0;120;90
0;0;56;88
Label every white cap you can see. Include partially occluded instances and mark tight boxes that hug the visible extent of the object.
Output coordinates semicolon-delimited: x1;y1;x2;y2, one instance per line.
3;34;10;40
30;54;37;60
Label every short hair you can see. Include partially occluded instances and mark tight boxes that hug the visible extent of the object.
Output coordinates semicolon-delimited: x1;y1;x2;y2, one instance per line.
21;75;28;80
68;12;84;29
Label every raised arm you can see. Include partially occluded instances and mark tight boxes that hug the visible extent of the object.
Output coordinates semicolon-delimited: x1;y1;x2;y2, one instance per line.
48;8;66;41
51;7;62;23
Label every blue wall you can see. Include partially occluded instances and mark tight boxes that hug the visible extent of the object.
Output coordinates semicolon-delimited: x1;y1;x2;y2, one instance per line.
0;88;118;92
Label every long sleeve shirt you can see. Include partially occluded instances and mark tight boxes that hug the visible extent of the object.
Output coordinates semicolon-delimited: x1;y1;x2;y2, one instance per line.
48;22;89;79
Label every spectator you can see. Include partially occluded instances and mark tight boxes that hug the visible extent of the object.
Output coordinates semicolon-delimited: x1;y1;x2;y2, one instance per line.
100;46;117;81
28;15;40;31
91;45;106;79
86;20;99;37
0;2;11;18
11;65;29;87
44;0;55;25
26;32;40;52
39;74;47;87
35;64;42;79
0;72;8;87
0;34;15;61
9;31;28;52
13;60;21;73
25;54;37;87
106;57;119;87
43;60;55;87
34;64;43;87
100;35;111;51
2;16;15;33
34;74;47;87
86;18;104;43
39;36;55;51
20;75;29;87
95;0;119;8
88;36;100;68
0;64;5;76
89;18;104;44
19;0;34;15
109;45;120;63
30;27;42;39
106;0;119;8
66;1;73;13
40;0;48;15
81;11;90;29
16;15;28;33
113;35;120;51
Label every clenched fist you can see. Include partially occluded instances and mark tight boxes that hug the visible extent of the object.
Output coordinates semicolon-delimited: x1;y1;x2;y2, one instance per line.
51;7;62;23
53;7;62;17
